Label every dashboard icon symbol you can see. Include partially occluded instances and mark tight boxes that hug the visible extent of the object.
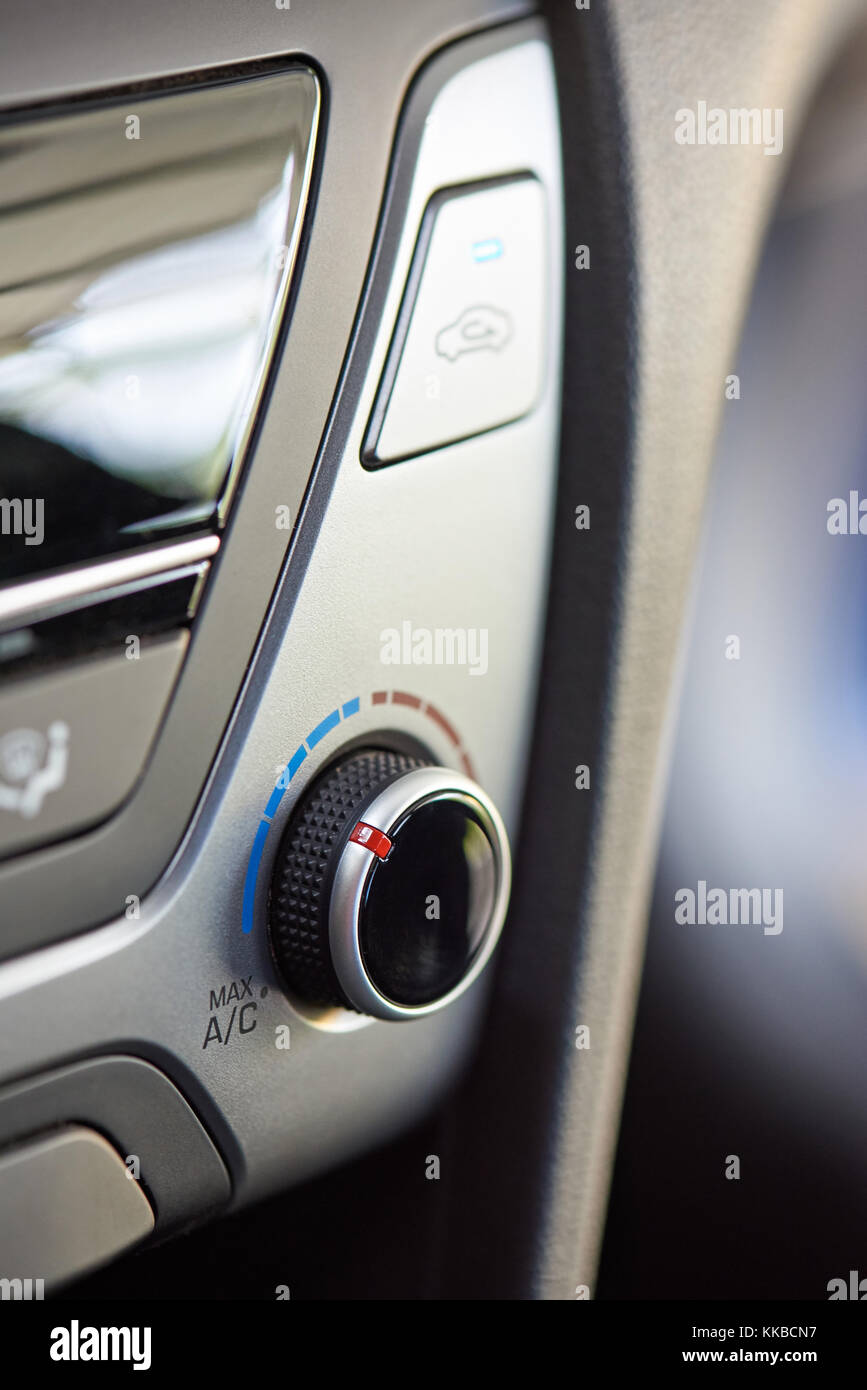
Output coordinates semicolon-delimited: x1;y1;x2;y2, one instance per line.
0;721;70;818
434;305;512;362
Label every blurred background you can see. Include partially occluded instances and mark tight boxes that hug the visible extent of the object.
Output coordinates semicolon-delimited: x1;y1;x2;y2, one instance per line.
599;19;867;1300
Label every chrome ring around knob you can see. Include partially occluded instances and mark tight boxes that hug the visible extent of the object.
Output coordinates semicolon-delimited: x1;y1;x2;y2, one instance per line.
327;766;511;1021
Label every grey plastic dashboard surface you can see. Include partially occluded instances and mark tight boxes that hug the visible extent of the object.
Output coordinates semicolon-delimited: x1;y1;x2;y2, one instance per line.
0;0;530;952
0;23;564;1213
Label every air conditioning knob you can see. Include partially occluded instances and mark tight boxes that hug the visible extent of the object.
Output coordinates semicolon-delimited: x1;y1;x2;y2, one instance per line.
268;747;511;1020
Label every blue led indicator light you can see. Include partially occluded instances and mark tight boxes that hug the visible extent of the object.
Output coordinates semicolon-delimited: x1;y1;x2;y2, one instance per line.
471;237;504;263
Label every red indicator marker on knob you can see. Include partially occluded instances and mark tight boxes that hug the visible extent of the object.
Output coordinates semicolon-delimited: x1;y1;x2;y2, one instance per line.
349;821;392;860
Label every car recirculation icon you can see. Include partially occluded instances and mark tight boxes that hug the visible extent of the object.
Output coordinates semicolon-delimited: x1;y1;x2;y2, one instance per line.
434;305;513;361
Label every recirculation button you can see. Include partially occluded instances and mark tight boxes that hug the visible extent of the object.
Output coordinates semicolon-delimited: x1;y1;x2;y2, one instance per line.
365;175;548;465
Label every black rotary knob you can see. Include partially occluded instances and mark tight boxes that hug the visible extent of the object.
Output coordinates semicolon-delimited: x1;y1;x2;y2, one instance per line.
268;746;511;1020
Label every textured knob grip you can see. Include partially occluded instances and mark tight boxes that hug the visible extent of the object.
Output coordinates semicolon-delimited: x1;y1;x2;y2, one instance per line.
268;748;429;1007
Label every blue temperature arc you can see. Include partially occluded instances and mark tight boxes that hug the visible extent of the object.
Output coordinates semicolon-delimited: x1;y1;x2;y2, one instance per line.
241;697;360;934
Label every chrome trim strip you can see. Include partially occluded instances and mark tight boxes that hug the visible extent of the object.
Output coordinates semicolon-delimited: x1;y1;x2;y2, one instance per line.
0;562;211;636
0;535;219;628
